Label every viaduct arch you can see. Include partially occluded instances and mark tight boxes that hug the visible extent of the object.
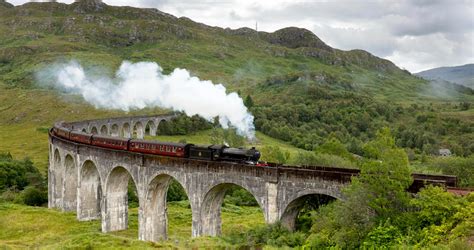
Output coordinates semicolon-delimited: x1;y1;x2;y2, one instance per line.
48;114;458;243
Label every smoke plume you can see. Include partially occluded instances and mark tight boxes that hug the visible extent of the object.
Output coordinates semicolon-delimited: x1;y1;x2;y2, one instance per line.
36;60;255;139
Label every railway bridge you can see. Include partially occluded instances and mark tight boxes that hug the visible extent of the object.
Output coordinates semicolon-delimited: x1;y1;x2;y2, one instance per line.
48;114;457;242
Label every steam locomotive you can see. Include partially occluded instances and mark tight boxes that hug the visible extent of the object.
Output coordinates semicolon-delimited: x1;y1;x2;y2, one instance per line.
52;125;261;164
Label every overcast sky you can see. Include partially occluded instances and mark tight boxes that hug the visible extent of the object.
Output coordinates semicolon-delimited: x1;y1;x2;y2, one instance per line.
9;0;474;72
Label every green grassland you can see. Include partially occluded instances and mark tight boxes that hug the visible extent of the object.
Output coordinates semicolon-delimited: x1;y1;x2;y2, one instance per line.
0;202;266;249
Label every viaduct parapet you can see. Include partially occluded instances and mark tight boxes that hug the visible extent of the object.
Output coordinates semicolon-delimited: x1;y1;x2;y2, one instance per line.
48;114;457;242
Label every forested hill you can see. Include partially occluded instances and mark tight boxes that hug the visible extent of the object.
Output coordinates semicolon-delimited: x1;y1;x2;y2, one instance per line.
0;0;473;157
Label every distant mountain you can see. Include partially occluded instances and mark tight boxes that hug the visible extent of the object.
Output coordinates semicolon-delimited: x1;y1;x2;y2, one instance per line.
416;64;474;89
0;0;13;8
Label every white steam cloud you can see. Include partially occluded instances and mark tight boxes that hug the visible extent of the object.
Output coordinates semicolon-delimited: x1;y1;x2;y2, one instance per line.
37;61;255;139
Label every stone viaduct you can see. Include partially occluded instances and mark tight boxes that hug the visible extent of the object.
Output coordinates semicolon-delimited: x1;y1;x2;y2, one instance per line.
69;114;175;139
48;114;457;242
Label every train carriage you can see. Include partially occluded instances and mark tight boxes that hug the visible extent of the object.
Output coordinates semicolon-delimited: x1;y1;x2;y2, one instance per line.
91;135;129;150
53;126;70;140
129;139;187;157
70;131;92;145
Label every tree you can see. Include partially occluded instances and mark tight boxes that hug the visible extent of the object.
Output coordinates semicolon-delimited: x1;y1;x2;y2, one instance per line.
0;153;41;191
315;137;352;159
306;128;413;248
359;128;412;218
244;94;254;109
260;146;290;164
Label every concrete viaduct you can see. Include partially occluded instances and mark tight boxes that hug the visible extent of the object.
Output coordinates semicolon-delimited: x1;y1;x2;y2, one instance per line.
48;114;457;242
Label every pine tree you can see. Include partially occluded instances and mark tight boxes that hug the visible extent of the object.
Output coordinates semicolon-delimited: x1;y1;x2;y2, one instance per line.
244;95;254;109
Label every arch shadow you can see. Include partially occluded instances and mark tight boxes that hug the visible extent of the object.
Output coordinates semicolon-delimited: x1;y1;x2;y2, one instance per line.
199;182;265;237
133;122;144;139
121;123;131;138
90;126;98;135
53;149;62;208
145;120;156;136
100;125;108;135
110;124;119;137
156;119;169;135
280;193;337;231
141;173;190;241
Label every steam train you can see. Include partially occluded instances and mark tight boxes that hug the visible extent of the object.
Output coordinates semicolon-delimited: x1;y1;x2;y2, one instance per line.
51;125;261;164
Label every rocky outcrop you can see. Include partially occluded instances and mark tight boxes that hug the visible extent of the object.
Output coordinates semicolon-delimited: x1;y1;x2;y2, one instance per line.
261;27;333;51
0;0;14;9
71;0;107;13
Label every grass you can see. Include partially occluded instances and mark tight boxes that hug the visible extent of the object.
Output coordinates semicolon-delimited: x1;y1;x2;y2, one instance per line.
0;201;266;249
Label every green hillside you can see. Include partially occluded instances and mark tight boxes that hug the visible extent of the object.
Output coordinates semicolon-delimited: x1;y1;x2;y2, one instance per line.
0;0;468;100
0;0;472;161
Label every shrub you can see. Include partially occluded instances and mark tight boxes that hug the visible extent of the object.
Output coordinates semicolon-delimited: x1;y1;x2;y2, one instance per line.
293;151;357;168
260;146;290;164
426;156;474;187
363;220;401;248
224;186;258;206
0;153;44;194
0;188;20;202
167;180;188;202
20;186;47;206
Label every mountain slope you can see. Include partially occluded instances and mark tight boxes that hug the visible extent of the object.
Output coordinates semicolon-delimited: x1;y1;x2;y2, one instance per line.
0;0;13;9
416;64;474;89
0;0;417;94
0;0;472;164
